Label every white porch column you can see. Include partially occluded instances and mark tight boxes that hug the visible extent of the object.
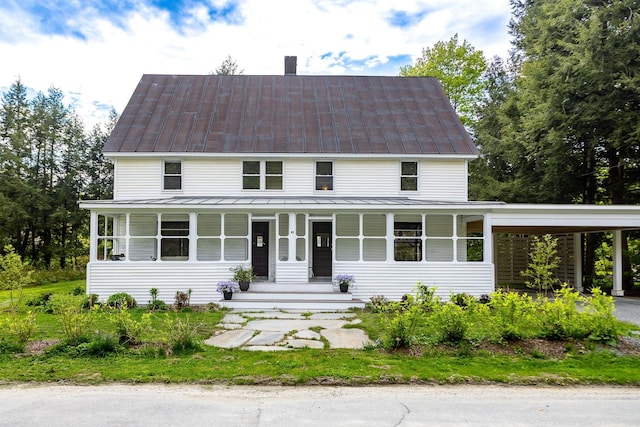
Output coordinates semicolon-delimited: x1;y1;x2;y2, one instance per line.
288;212;296;261
483;213;493;265
189;212;197;262
612;230;624;296
573;233;583;292
89;211;98;262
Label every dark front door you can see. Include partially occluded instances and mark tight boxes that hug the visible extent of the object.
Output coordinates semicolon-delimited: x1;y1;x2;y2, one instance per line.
312;222;332;277
252;222;269;277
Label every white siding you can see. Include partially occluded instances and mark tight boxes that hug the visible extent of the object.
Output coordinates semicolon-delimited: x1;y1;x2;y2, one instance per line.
87;262;240;305
114;159;161;200
421;159;468;201
113;157;470;200
275;262;309;282
334;262;494;301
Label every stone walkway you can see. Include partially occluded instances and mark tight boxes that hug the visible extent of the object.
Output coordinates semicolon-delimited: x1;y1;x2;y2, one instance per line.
204;311;370;351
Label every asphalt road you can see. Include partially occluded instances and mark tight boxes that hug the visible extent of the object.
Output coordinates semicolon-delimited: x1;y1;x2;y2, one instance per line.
0;384;639;426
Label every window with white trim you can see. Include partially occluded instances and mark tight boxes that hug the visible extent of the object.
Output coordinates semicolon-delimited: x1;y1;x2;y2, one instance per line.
242;161;283;190
401;161;418;191
394;215;423;261
316;161;333;191
163;161;182;190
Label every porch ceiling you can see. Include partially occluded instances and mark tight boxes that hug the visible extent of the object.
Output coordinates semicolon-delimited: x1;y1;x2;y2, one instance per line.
492;226;639;235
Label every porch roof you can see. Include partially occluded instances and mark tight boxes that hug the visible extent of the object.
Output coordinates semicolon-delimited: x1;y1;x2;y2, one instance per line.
80;196;501;210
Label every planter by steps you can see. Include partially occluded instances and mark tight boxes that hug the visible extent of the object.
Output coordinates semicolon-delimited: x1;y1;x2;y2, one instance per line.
239;281;250;292
339;284;349;293
223;291;233;300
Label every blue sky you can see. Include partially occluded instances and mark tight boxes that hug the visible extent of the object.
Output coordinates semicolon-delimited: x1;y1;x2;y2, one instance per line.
0;0;512;128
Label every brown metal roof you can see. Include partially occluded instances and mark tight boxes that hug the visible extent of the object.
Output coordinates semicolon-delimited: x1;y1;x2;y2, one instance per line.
105;74;479;155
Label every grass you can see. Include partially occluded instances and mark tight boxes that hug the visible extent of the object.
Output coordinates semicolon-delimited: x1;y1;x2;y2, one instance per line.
1;280;640;385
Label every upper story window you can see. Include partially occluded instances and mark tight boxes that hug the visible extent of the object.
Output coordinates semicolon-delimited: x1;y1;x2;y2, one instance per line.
316;161;333;191
243;161;283;190
401;161;418;191
163;161;182;190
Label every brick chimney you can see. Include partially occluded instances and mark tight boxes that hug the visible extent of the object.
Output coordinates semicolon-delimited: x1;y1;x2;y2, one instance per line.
285;56;297;75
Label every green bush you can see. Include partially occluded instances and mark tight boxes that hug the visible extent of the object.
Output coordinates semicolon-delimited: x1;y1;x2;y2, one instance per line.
25;292;54;313
433;303;469;344
85;333;120;357
535;284;587;341
381;305;422;349
51;294;95;344
163;315;203;354
2;311;37;343
489;290;535;341
582;287;619;343
107;307;151;345
106;292;137;309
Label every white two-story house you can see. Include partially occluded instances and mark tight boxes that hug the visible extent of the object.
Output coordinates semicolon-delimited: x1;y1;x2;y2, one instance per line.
80;58;640;308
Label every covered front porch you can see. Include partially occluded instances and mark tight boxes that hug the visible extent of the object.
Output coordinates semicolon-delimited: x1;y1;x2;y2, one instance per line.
81;197;497;307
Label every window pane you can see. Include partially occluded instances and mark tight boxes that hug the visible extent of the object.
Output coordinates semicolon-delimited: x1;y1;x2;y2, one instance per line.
296;214;306;236
266;161;282;174
394;221;422;237
363;214;386;236
197;238;221;261
129;238;157;261
225;214;248;236
316;176;333;191
278;213;289;236
130;214;158;236
165;161;181;174
336;238;359;261
457;239;483;262
278;238;289;261
197;214;221;236
363;238;386;261
225;238;248;261
316;161;332;175
161;238;189;259
296;238;306;261
265;176;283;190
401;177;417;191
243;176;260;189
394;240;422;261
164;176;181;190
336;214;359;236
426;215;453;237
243;161;260;175
401;161;417;176
425;240;453;261
161;221;189;236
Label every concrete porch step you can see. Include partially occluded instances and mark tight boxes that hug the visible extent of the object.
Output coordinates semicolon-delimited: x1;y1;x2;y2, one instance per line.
232;291;353;301
218;298;366;310
249;283;335;293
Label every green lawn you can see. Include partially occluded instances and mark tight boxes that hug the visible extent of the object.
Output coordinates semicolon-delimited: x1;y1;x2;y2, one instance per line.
1;281;639;385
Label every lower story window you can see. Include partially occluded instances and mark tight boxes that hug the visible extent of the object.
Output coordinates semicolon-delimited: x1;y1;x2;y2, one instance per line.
161;218;189;260
394;221;422;261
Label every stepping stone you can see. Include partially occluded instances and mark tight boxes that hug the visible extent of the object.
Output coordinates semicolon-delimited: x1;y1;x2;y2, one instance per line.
242;346;292;352
321;328;370;349
242;311;305;319
246;331;286;346
284;339;325;349
221;314;247;324
244;319;348;332
204;329;255;348
309;313;356;320
293;330;321;340
217;323;243;330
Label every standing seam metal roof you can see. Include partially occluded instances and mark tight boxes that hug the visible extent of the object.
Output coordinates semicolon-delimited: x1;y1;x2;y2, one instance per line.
105;74;479;156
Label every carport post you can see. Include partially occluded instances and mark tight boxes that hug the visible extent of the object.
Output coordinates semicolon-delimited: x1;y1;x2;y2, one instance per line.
573;233;583;292
612;230;624;296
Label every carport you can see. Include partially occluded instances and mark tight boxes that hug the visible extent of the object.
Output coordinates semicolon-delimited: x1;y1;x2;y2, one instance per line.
489;204;640;296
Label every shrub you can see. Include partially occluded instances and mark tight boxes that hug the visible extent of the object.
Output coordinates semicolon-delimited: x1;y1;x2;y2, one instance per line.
414;283;439;311
381;305;422;349
535;284;587;341
82;293;100;310
106;292;137;309
107;305;151;345
2;311;37;343
72;286;85;296
433;303;469;344
85;333;120;357
449;292;475;308
582;287;619;343
147;288;168;311
367;295;389;313
163;315;203;353
25;292;54;313
0;245;34;312
489;290;535;341
521;234;561;294
51;294;95;344
174;289;192;310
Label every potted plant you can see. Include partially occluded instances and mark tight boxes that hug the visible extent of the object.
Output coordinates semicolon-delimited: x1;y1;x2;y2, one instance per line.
230;265;256;291
334;274;355;293
217;280;240;300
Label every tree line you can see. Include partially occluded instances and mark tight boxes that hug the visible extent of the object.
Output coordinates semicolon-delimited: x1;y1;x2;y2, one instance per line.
0;79;114;269
402;0;640;290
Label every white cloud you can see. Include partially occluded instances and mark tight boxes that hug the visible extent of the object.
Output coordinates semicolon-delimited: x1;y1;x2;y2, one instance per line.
0;0;513;129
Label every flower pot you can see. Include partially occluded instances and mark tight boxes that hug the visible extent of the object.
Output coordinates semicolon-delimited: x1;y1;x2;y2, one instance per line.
223;291;233;300
239;281;250;292
339;283;349;293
